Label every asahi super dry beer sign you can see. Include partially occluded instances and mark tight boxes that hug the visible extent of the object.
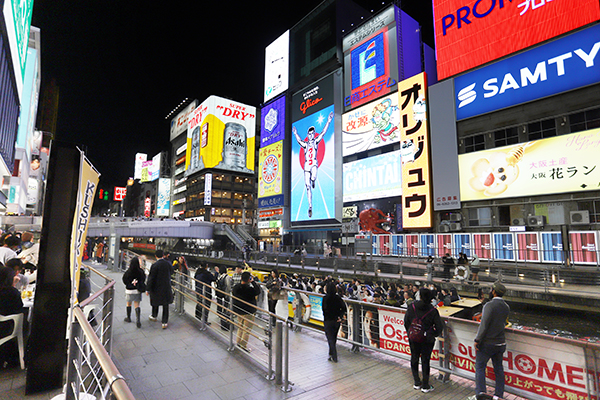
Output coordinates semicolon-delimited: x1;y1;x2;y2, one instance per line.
185;96;256;176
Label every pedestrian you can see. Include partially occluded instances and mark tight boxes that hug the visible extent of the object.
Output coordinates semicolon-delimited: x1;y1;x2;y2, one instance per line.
404;287;443;393
194;263;215;326
146;250;174;329
472;282;510;400
0;266;24;368
232;271;260;352
426;255;434;282
266;269;281;326
122;256;146;328
231;264;244;287
215;266;232;331
0;234;19;265
322;281;346;362
470;253;481;284
442;253;454;282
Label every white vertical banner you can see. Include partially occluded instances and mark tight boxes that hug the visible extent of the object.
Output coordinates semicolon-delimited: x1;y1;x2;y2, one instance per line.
204;173;212;206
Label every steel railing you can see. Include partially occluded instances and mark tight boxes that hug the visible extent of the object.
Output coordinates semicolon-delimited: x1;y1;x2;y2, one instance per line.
64;266;135;400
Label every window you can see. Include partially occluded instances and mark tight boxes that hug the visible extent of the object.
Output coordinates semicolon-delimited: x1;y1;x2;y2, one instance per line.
468;207;492;227
463;134;485;153
494;127;519;147
528;118;556;140
570;107;600;133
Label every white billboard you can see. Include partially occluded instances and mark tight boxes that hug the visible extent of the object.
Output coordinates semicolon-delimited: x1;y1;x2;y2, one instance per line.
169;100;198;142
134;153;147;180
343;150;402;202
264;30;289;103
157;178;171;217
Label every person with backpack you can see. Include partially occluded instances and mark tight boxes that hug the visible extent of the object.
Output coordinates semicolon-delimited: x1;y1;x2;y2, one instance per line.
123;256;146;328
214;266;232;331
404;287;443;393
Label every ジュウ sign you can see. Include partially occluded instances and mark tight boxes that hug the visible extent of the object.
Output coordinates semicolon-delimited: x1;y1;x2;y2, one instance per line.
433;0;600;80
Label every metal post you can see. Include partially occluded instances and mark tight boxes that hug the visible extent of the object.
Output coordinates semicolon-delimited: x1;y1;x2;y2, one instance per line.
102;285;115;354
275;321;283;385
351;304;361;353
282;321;292;392
65;316;82;400
266;318;274;380
228;293;235;351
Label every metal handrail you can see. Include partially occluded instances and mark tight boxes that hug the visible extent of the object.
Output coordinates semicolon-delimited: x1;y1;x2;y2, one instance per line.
72;307;135;400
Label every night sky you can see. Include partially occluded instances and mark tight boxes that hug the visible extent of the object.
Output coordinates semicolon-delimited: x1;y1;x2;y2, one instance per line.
30;0;433;190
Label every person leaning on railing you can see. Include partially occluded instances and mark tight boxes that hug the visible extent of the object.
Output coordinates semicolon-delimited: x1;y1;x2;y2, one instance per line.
0;266;23;369
232;271;260;353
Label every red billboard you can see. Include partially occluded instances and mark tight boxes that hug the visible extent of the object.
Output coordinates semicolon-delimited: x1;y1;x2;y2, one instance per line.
433;0;600;79
113;186;127;202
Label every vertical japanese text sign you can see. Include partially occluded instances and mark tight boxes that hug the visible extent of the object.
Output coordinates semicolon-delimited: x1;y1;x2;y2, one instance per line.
398;72;432;228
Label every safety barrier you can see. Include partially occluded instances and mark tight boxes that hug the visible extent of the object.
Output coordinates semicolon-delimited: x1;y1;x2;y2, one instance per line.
64;266;135;400
278;286;600;400
171;270;293;392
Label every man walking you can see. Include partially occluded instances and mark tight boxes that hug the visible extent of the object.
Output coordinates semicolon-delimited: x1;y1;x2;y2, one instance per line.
232;271;260;352
215;266;232;331
472;282;510;400
146;250;174;329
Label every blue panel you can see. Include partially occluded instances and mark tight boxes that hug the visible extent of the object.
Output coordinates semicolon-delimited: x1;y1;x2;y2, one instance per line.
420;234;436;257
397;8;422;80
372;235;379;256
541;232;564;263
453;233;471;257
455;24;600;120
392;234;404;256
351;33;386;90
493;233;515;261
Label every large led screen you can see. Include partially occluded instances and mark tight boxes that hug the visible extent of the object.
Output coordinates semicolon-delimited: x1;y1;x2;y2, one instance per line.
258;141;283;208
399;73;432;229
291;75;335;222
433;0;600;80
459;127;600;201
455;24;600;120
343;6;399;111
260;95;286;148
264;31;290;103
185;96;256;176
343;150;402;202
342;93;401;156
2;0;34;97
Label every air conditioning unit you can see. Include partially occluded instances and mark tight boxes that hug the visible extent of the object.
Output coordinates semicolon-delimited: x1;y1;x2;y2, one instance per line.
512;218;526;226
449;222;462;231
439;224;451;233
449;213;462;222
527;215;545;226
570;210;590;225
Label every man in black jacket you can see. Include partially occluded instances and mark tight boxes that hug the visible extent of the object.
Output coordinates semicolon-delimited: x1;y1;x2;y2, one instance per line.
146;250;174;329
404;288;443;393
322;281;346;363
194;263;215;326
232;271;260;352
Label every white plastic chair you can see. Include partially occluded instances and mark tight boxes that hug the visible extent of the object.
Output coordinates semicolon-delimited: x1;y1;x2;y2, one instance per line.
0;313;25;369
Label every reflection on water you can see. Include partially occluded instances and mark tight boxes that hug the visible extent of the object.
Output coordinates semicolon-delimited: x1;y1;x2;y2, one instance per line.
507;302;600;342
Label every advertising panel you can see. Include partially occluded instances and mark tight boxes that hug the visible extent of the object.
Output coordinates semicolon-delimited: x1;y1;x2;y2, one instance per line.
170;100;198;141
342;150;402;202
453;233;471;256
342;93;401;156
437;233;453;257
156;178;171;217
569;231;598;265
493;232;515;261
343;6;398;110
391;234;404;256
140;160;152;183
399;73;432;229
260;95;286;148
113;187;127;202
433;0;600;80
264;31;289;103
2;0;34;98
378;307;440;360
405;234;419;256
149;153;161;181
204;173;212;206
455;24;600;120
291;74;336;222
185;96;256;176
458;127;600;201
472;232;492;259
258;141;283;204
420;234;436;257
516;232;541;262
379;234;391;255
134;153;147;180
541;231;563;263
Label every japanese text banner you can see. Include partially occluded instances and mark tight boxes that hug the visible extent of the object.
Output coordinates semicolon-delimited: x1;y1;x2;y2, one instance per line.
459;127;600;201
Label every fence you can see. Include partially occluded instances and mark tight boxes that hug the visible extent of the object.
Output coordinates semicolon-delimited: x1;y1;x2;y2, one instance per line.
64;266;135;400
171;270;293;392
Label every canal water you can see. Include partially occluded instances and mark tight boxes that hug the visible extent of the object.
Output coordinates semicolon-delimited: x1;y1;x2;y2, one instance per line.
508;302;600;342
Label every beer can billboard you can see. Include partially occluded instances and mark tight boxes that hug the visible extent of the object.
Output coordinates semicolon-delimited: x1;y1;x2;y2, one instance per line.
258;140;283;203
185;96;256;176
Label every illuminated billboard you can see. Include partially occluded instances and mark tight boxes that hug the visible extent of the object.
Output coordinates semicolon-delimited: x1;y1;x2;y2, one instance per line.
343;6;399;110
291;74;336;222
2;0;34;98
185;96;256;176
459;127;600;201
264;31;289;103
342;92;401;156
260;95;286;148
399;72;432;229
455;24;600;120
170;100;198;141
343;150;402;202
113;187;127;202
433;0;600;80
258;141;283;208
134;153;147;180
156;178;171;217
